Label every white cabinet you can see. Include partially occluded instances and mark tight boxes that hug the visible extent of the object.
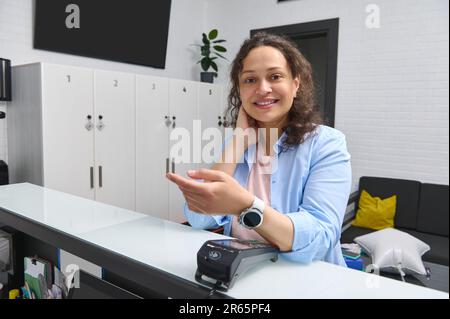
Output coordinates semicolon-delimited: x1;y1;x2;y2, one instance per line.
93;70;136;210
41;64;95;200
7;63;136;211
198;82;225;133
198;82;226;159
167;81;225;223
135;78;225;223
168;79;199;223
135;74;170;220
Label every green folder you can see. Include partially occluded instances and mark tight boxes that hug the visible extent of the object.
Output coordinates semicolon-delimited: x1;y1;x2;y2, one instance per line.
24;257;52;299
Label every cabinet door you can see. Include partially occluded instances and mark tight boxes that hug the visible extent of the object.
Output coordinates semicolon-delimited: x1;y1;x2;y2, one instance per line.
94;70;135;210
136;75;170;219
198;83;224;166
41;64;95;200
168;79;198;223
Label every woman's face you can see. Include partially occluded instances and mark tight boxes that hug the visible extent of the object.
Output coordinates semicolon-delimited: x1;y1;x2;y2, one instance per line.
238;46;300;129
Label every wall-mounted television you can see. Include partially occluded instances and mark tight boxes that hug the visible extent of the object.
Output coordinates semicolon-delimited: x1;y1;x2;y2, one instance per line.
34;0;172;69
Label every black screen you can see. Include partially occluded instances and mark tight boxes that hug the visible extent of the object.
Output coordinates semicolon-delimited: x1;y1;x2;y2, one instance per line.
34;0;172;68
213;240;254;250
243;213;262;227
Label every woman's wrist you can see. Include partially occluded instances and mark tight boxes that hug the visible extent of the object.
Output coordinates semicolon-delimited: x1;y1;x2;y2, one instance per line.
232;191;254;216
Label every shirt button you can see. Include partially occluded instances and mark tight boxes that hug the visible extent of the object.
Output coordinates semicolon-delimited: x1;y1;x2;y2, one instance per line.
272;180;276;183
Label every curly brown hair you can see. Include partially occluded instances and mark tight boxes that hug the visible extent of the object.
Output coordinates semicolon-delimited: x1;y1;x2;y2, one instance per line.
225;32;322;149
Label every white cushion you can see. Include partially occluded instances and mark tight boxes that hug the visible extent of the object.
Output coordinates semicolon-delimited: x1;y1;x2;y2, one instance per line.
354;228;430;276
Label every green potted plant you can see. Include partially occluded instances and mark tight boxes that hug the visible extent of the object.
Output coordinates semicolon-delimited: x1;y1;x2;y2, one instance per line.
192;29;228;83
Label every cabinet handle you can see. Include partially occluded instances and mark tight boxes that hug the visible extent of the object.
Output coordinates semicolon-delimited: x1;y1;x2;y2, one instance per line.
171;159;175;174
99;166;103;188
85;115;93;131
164;115;172;127
96;115;105;131
166;158;169;174
1;60;7;98
90;167;94;189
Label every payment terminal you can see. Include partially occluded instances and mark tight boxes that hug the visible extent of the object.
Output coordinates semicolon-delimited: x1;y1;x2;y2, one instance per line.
195;239;278;292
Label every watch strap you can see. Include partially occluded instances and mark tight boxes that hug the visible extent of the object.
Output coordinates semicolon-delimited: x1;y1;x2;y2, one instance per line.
252;196;265;214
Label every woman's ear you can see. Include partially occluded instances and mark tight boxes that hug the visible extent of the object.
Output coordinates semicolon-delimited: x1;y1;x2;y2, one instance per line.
293;76;300;96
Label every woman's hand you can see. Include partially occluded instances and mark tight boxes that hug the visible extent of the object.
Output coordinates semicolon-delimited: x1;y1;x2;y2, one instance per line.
235;107;258;149
166;168;254;216
236;106;254;130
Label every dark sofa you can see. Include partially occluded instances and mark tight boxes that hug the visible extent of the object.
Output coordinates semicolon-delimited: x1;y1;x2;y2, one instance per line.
341;176;449;266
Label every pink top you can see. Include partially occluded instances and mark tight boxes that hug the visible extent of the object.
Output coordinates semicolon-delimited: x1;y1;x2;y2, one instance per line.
231;144;272;242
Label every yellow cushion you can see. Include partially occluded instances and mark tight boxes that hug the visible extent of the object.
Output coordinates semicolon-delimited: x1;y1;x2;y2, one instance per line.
352;190;396;230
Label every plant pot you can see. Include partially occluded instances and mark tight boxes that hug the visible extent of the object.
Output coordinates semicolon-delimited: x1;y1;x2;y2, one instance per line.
200;72;215;83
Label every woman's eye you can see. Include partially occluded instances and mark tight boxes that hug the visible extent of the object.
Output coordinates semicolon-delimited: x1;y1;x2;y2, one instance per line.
271;74;282;80
242;75;281;83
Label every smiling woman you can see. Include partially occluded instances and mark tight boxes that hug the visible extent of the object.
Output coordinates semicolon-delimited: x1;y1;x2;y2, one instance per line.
228;32;321;147
166;32;352;266
238;46;299;132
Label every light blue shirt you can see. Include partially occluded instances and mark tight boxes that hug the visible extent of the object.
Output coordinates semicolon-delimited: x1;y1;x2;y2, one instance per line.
184;125;352;266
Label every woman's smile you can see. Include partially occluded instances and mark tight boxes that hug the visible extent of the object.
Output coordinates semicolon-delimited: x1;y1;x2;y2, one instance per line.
253;98;280;109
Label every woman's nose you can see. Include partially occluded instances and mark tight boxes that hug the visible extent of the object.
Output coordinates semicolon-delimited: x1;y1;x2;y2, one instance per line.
256;79;272;95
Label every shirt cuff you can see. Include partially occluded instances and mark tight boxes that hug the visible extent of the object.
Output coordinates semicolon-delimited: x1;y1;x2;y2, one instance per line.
212;215;231;226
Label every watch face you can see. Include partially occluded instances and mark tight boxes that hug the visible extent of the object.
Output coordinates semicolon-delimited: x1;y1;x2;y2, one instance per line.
243;210;262;227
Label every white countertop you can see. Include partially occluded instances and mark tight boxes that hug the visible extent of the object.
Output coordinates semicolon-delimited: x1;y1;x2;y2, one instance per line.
0;183;448;299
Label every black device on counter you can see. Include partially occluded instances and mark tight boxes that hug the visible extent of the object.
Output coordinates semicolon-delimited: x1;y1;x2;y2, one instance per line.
195;239;278;292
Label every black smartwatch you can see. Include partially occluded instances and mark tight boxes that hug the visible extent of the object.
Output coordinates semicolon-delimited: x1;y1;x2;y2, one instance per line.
238;196;265;229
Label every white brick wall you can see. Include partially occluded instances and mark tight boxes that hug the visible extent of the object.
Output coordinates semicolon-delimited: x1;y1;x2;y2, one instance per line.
1;0;448;189
205;0;449;189
337;0;449;188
